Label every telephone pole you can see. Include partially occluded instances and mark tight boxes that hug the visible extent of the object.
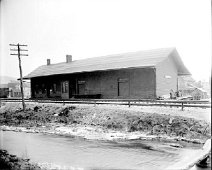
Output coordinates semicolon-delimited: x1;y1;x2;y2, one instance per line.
10;43;28;111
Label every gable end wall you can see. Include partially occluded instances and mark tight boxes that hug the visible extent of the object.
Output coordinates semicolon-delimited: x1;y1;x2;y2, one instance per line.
156;56;178;97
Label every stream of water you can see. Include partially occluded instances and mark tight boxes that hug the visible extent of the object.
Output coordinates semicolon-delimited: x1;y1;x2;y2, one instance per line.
0;130;209;170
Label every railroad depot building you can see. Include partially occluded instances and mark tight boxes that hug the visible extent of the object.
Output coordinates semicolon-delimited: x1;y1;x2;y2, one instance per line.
24;48;191;99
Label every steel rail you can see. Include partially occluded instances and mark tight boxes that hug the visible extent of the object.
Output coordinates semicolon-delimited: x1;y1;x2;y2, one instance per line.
0;98;211;110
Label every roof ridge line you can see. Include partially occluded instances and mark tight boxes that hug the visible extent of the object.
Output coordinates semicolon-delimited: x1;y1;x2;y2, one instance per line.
39;47;176;66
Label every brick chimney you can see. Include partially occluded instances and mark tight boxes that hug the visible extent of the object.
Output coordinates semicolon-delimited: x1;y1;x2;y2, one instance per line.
66;55;72;63
47;59;51;65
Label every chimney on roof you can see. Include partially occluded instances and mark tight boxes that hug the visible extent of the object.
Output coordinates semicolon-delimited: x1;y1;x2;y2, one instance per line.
47;59;51;65
66;55;72;63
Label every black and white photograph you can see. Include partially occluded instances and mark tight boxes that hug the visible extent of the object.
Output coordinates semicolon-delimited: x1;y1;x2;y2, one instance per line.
0;0;211;169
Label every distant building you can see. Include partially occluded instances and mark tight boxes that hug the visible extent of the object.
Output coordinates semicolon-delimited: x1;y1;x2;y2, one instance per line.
0;81;31;98
180;85;209;100
178;76;210;100
23;48;191;99
0;84;9;98
191;87;208;100
8;81;31;98
200;79;211;98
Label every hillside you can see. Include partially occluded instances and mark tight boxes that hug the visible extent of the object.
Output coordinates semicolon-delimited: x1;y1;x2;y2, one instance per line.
0;76;17;84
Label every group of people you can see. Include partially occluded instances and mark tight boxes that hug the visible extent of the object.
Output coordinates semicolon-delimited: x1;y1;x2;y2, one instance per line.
170;89;182;99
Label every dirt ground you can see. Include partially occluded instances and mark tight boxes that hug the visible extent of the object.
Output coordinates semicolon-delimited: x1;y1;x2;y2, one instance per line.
0;102;211;143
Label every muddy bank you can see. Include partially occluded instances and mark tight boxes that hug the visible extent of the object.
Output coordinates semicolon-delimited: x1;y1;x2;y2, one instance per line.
0;103;211;143
0;149;41;170
0;149;80;170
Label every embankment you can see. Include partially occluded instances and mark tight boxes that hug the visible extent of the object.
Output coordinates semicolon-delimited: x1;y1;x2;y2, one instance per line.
0;102;211;143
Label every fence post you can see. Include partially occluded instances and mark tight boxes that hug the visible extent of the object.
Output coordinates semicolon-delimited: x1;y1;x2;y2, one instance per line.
181;102;184;111
128;101;131;107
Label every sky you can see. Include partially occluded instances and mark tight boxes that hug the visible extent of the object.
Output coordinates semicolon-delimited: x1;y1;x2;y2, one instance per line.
0;0;211;82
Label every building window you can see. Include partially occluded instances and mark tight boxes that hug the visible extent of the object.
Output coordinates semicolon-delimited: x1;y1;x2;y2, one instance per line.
62;81;68;93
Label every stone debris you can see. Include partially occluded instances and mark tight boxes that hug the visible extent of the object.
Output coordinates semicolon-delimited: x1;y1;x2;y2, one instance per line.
38;162;84;170
0;149;41;170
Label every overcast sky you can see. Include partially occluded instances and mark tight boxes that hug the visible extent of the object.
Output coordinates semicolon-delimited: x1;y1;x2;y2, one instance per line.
0;0;211;82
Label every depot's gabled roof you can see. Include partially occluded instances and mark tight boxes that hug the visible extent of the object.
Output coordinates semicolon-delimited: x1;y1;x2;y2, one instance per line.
23;47;191;79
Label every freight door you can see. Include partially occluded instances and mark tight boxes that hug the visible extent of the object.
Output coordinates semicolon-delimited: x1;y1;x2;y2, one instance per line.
61;81;69;99
118;78;129;97
78;84;85;95
78;81;86;95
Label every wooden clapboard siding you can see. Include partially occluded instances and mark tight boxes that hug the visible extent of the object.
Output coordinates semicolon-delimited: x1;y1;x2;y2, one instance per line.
31;67;156;99
72;68;155;99
156;55;178;97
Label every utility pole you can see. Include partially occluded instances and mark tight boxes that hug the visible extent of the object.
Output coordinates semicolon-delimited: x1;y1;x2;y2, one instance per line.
10;43;28;111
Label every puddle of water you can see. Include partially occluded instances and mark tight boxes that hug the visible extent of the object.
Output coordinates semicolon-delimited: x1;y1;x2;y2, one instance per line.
0;130;209;170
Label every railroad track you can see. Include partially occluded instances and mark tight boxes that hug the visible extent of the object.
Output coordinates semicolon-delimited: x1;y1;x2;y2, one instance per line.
0;98;211;110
